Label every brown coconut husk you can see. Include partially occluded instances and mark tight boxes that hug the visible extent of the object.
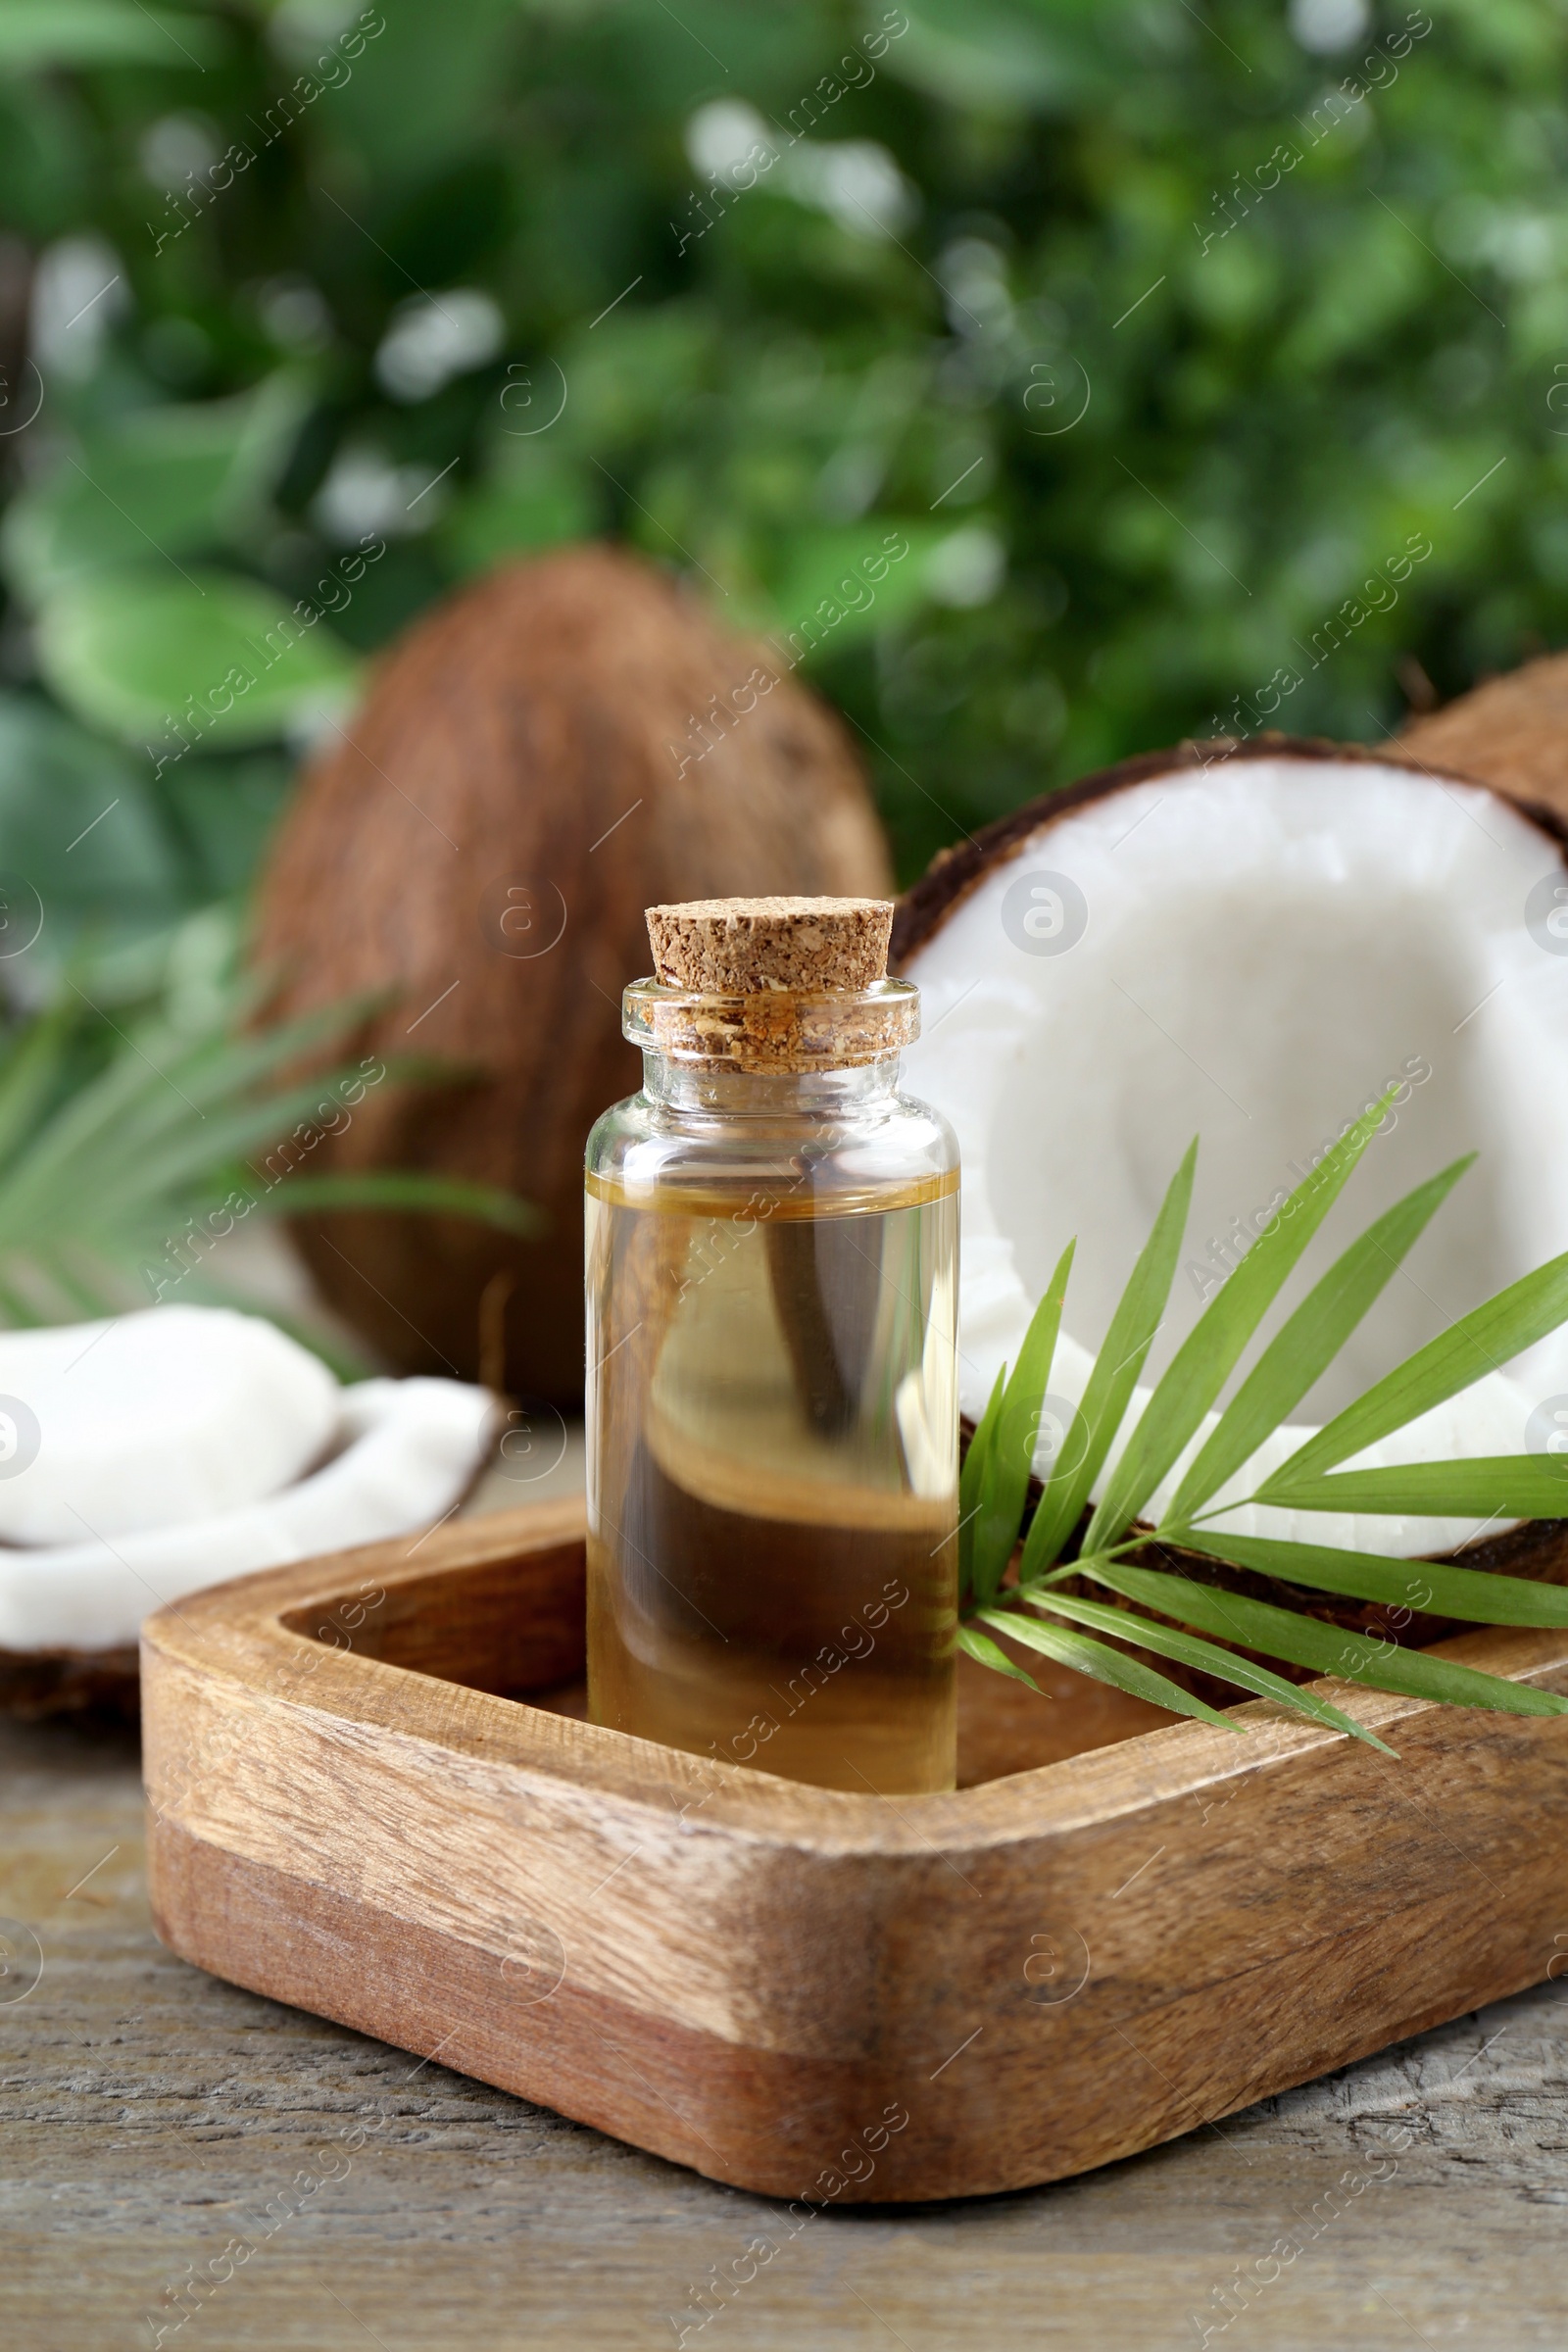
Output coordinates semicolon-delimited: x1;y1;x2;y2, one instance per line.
252;545;892;1405
1398;651;1568;826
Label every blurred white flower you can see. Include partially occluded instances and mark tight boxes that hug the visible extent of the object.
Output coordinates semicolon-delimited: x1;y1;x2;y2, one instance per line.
683;99;914;240
139;115;220;191
29;236;129;383
373;290;505;404
816;443;885;519
937;236;1014;338
784;140;916;240
685;99;777;187
1483;212;1555;281
1288;0;1370;55
1437;196;1558;284
312;442;441;540
268;0;364;63
925;523;1005;609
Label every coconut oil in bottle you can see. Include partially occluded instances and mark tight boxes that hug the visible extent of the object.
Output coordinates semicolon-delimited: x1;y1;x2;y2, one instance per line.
585;898;959;1794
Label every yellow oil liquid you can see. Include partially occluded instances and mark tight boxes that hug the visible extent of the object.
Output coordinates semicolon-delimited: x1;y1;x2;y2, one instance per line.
585;1167;958;1793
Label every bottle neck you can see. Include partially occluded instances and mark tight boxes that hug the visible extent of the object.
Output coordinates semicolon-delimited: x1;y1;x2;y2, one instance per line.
623;976;919;1100
641;1052;904;1118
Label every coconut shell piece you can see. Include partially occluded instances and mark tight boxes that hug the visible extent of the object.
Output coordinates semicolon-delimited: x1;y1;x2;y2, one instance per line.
252;545;892;1404
0;1642;140;1722
1398;651;1568;826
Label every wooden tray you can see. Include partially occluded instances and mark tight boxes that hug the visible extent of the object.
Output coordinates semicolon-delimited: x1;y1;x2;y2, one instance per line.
141;1500;1568;2203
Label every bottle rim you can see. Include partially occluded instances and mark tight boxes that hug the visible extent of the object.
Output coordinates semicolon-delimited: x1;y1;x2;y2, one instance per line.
622;974;919;1071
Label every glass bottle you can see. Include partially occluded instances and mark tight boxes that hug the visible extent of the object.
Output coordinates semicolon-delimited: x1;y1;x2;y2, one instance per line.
584;898;959;1794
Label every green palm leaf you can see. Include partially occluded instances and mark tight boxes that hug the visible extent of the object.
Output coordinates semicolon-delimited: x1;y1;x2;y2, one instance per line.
1083;1559;1568;1719
1257;1460;1568;1522
1257;1250;1568;1494
1179;1528;1568;1627
974;1605;1239;1731
0;956;534;1328
958;1364;1006;1597
963;1118;1568;1751
1166;1154;1474;1524
956;1619;1039;1690
970;1241;1073;1605
0;996;77;1174
1083;1092;1396;1551
1015;1583;1390;1750
276;1172;538;1232
1020;1141;1196;1577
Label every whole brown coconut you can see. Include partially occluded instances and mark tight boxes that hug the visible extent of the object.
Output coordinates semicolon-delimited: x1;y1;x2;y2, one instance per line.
253;545;892;1403
1399;649;1568;822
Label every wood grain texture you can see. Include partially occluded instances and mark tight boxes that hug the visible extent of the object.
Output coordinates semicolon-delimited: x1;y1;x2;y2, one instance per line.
139;1500;1568;2205
6;1705;1568;2349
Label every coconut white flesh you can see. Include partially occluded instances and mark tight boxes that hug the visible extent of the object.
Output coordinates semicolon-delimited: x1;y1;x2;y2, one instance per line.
0;1305;341;1544
901;756;1568;1559
0;1377;501;1653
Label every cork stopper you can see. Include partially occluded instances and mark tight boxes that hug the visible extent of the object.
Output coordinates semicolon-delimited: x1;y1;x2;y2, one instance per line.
645;897;893;996
630;897;914;1073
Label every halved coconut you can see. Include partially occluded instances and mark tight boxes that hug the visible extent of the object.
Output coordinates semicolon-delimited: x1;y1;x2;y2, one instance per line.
0;1364;503;1718
0;1375;500;1663
0;1305;340;1545
895;737;1568;1563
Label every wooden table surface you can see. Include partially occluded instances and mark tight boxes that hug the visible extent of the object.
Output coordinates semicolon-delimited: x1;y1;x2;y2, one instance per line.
6;1444;1568;2349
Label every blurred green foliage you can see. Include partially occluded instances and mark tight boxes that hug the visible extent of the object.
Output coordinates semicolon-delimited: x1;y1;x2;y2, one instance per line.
0;0;1564;914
